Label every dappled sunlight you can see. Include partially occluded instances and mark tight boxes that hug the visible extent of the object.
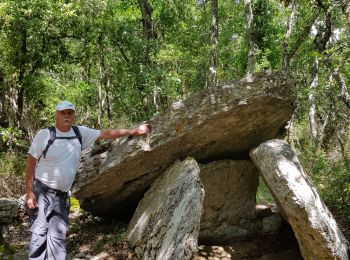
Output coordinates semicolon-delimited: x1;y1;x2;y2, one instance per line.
128;211;150;242
277;160;315;202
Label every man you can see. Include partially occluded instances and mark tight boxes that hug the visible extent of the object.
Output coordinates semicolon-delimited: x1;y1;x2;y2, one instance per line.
25;100;149;260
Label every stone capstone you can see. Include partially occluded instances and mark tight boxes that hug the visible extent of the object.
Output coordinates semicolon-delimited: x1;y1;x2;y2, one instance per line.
126;157;204;260
250;139;349;260
73;72;296;217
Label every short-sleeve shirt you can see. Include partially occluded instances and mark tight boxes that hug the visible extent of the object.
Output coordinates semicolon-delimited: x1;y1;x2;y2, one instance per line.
28;126;100;192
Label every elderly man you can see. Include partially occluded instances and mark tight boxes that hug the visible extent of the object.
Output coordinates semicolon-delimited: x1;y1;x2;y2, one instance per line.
25;101;149;260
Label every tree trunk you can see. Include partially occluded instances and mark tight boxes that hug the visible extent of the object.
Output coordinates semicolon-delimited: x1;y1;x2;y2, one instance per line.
0;71;8;128
282;1;296;74
316;3;350;111
283;4;320;72
106;77;111;127
137;0;157;115
244;0;254;80
97;38;105;128
340;0;350;29
309;3;332;144
308;58;318;140
209;0;218;87
98;76;102;129
332;69;350;110
316;72;335;153
16;28;27;125
138;0;156;42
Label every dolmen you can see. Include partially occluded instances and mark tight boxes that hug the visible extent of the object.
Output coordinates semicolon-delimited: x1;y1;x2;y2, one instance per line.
73;72;349;260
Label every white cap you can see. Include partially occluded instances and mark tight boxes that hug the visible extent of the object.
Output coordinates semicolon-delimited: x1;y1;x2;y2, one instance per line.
55;101;76;111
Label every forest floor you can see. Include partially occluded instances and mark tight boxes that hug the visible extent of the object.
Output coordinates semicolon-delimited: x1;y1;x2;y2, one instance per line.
2;206;350;260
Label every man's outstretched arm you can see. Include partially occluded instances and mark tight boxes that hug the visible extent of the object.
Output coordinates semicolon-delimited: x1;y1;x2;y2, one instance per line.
99;124;150;140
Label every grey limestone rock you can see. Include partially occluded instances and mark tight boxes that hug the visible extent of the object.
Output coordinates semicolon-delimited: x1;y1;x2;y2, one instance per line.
198;160;259;243
126;157;204;260
250;139;349;260
73;72;296;217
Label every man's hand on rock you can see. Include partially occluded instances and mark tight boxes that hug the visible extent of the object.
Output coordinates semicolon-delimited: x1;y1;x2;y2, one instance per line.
134;124;151;136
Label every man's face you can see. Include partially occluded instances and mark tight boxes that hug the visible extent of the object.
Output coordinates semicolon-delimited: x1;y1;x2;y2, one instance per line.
55;109;75;130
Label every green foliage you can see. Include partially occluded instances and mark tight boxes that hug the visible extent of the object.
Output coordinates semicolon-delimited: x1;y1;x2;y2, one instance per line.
0;127;28;154
0;152;26;177
0;0;350;226
0;241;16;258
256;177;275;205
307;156;350;220
294;119;350;221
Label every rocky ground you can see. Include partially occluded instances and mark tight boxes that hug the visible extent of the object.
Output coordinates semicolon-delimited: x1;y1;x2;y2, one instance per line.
2;210;300;260
2;206;349;260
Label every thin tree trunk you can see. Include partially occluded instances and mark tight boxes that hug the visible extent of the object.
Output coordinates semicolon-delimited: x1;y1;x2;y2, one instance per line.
332;68;350;110
340;0;350;29
336;132;348;162
284;4;321;72
9;27;28;128
209;0;218;87
244;0;254;80
288;8;320;59
0;72;6;127
17;28;27;124
137;0;157;114
105;77;111;127
98;38;106;129
308;3;332;144
320;3;350;111
282;1;296;74
138;0;156;42
98;71;103;129
316;73;333;153
308;58;319;140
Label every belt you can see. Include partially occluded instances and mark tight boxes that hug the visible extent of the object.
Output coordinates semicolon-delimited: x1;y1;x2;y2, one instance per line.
34;179;68;196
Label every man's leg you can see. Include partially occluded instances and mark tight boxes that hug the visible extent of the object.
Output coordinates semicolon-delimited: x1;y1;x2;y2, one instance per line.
47;214;68;260
28;182;50;260
28;213;48;260
47;194;69;260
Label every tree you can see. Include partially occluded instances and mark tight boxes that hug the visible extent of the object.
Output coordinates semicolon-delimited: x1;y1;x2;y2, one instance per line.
209;0;219;87
244;0;254;79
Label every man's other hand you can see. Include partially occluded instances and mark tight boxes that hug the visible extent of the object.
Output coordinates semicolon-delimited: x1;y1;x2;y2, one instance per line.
26;191;37;209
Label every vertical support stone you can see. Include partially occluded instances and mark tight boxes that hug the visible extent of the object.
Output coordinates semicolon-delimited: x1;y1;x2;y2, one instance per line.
250;139;349;260
126;157;204;260
199;160;259;243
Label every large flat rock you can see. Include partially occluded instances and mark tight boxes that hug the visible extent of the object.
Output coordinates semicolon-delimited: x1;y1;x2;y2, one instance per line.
73;72;296;217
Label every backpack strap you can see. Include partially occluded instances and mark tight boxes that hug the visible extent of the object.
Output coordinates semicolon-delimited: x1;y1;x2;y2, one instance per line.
72;125;83;150
37;127;56;163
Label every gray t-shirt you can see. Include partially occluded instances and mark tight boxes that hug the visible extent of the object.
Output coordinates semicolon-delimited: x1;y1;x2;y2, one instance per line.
29;126;100;192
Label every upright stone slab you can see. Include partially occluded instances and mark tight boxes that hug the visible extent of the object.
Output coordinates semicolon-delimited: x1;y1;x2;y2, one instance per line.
250;139;349;260
73;72;295;217
199;160;259;243
126;157;204;260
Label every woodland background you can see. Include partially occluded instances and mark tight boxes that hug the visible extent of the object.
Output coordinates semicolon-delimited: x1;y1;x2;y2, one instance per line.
0;0;350;224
